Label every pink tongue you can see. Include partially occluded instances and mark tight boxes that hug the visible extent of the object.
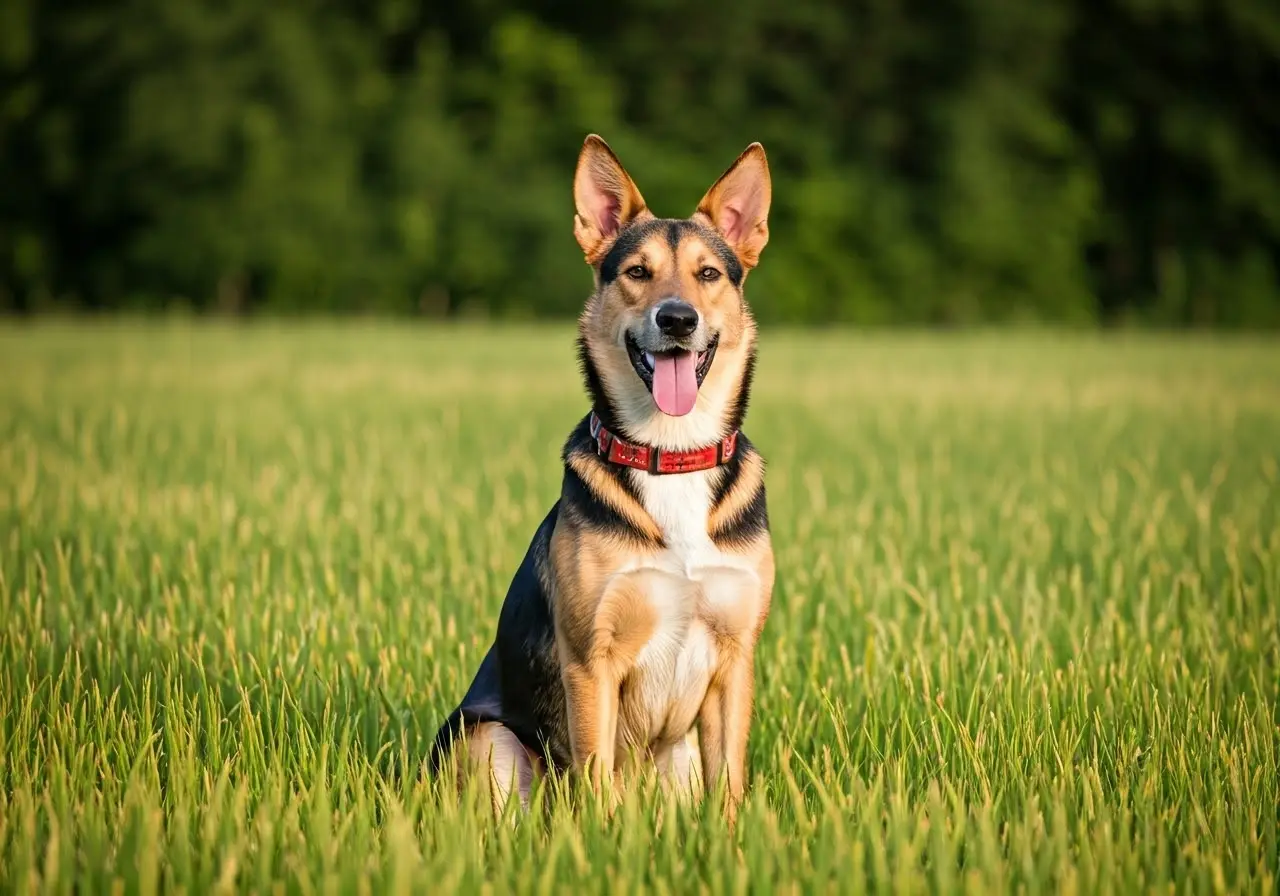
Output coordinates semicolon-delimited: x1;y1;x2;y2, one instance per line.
652;351;698;416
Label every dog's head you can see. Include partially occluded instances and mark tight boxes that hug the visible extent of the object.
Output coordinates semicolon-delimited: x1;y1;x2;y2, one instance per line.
574;135;771;450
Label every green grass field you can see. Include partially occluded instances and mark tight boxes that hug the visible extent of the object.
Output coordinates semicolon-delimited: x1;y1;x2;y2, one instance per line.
1;321;1277;894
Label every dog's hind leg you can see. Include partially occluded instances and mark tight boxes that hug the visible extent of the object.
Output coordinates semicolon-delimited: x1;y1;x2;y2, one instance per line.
458;722;543;814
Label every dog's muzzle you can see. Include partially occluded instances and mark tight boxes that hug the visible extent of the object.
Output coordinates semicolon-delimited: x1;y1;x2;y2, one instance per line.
625;304;719;417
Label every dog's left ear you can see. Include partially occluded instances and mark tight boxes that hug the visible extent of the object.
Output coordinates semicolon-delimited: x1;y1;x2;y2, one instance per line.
574;134;649;265
695;143;772;271
701;141;768;270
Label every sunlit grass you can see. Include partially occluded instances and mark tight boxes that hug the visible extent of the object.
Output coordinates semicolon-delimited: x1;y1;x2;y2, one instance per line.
1;320;1277;893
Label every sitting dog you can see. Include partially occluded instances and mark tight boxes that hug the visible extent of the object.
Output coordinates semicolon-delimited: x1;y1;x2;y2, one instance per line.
430;135;775;823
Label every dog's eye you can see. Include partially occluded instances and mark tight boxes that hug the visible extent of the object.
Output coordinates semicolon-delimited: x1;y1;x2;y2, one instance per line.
699;267;721;282
625;265;650;281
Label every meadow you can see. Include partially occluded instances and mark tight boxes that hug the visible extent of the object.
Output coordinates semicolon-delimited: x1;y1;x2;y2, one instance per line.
0;320;1276;894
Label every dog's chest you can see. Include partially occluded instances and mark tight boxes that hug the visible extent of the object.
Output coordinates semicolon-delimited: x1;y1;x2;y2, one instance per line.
617;470;755;747
636;470;723;574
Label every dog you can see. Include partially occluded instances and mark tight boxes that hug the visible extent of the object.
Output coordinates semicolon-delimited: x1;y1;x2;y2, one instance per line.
429;135;775;823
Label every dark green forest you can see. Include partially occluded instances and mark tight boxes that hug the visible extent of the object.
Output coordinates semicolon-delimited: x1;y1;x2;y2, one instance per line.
2;0;1279;325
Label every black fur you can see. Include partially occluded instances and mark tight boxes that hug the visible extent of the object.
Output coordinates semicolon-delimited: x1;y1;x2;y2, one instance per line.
428;505;570;772
599;218;743;286
725;343;757;435
705;430;770;548
576;334;624;435
599;219;665;283
712;485;770;547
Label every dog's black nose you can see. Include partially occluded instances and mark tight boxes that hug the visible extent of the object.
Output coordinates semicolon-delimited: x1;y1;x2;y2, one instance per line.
655;300;699;338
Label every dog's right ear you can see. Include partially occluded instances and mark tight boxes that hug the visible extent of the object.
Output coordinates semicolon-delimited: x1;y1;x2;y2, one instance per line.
574;135;648;265
695;143;771;272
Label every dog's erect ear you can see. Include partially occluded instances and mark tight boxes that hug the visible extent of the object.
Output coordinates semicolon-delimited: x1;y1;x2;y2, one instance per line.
694;143;771;271
574;135;648;264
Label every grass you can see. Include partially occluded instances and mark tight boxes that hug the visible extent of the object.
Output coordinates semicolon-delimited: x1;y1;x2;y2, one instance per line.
0;319;1277;894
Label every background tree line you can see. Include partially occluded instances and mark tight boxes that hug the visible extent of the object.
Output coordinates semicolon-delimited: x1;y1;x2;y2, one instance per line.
2;0;1278;326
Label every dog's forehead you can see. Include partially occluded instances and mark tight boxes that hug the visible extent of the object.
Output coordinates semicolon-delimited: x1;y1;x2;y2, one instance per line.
599;219;743;286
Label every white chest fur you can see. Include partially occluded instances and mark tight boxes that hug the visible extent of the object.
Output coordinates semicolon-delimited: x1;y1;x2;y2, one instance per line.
614;469;760;751
636;469;719;574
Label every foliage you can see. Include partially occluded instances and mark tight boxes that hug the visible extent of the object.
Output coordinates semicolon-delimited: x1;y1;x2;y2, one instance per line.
1;0;1279;324
1;322;1277;890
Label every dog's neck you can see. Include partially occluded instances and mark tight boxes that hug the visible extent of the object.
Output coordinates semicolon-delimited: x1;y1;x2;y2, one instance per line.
589;411;738;475
576;333;756;454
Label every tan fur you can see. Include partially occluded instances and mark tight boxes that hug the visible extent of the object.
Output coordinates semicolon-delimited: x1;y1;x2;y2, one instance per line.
549;470;775;812
549;492;774;815
698;539;774;823
552;532;771;808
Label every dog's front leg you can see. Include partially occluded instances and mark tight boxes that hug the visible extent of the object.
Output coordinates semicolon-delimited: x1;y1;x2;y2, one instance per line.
562;660;619;796
695;565;768;826
560;572;668;801
698;644;755;825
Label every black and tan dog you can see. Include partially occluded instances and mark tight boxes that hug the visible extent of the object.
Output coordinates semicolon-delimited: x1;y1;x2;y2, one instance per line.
430;135;774;822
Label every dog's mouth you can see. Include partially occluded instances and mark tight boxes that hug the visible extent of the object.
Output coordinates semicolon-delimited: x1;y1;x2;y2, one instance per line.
626;333;719;417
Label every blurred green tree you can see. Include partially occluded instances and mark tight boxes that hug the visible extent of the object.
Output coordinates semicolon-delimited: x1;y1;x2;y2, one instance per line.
1;0;1277;325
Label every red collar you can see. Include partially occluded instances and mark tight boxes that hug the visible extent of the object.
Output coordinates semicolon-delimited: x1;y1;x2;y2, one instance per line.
589;411;738;475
